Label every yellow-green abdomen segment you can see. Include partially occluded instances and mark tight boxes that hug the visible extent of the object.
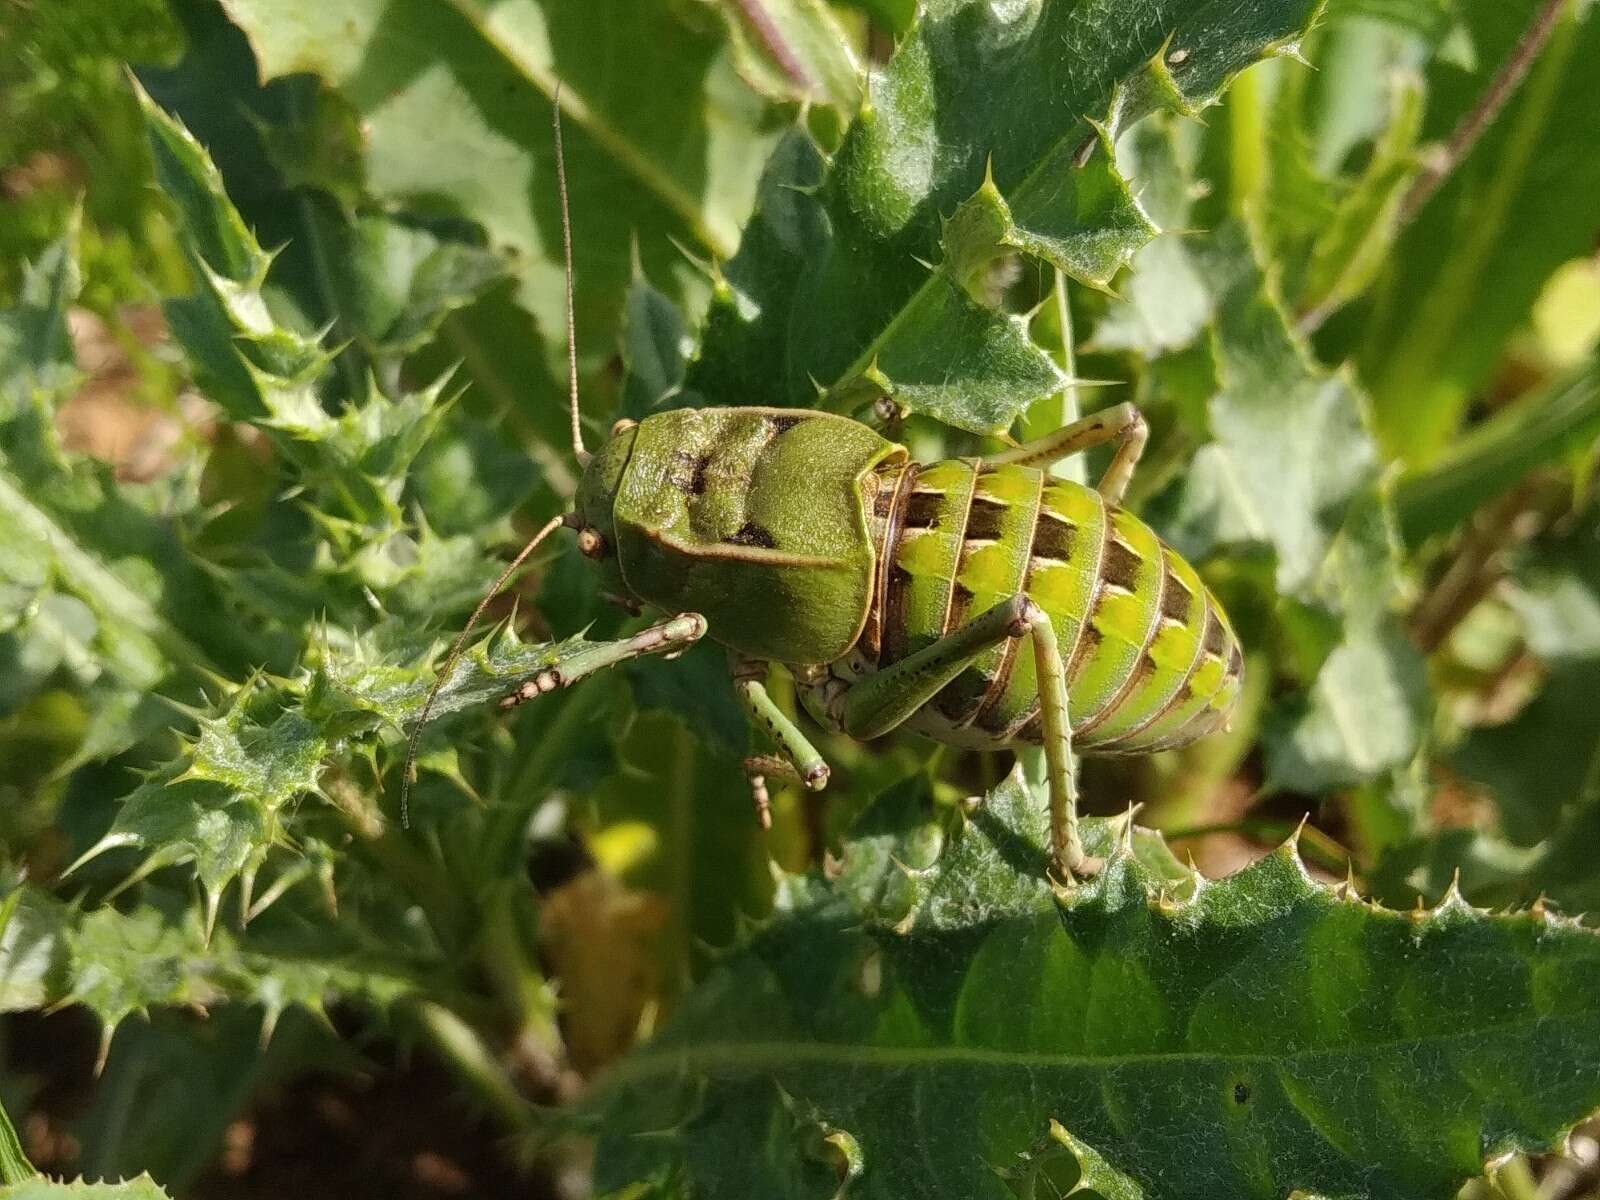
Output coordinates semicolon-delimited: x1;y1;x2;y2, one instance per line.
864;459;1243;754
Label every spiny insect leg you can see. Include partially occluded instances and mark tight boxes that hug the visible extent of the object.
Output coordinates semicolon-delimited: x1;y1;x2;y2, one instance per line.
983;401;1148;506
1026;605;1099;884
731;656;829;829
497;613;708;709
839;596;1033;741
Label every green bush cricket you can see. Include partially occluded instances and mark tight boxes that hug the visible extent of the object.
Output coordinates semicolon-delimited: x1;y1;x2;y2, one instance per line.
404;103;1243;885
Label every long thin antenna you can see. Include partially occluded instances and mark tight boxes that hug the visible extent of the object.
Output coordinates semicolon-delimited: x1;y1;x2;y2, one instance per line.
400;81;589;826
400;513;566;826
553;84;588;466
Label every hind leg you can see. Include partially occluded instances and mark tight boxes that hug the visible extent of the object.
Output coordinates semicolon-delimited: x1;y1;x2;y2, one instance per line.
1023;605;1099;884
984;401;1148;506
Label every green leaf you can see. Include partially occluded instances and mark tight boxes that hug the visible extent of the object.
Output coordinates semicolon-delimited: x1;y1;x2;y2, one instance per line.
1160;222;1378;596
688;0;1321;433
0;215;80;399
212;0;826;376
60;1008;334;1190
0;883;417;1062
136;81;331;423
827;0;915;38
1361;2;1600;464
590;770;1600;1198
0;1058;35;1184
315;211;513;361
620;271;694;420
1256;483;1429;795
0;226;247;727
1452;514;1600;849
696;0;862;110
1292;70;1422;321
1265;624;1428;792
1392;362;1600;547
67;609;705;912
138;86;518;565
1088;119;1213;357
0;1177;172;1200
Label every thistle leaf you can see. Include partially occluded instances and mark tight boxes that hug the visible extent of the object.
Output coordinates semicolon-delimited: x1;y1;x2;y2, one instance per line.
0;1177;173;1200
211;0;847;377
688;0;1322;434
591;769;1600;1199
1160;222;1378;596
0;884;417;1054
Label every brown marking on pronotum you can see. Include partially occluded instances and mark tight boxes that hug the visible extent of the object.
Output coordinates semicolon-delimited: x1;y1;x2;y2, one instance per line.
725;521;778;549
669;450;711;494
768;413;804;434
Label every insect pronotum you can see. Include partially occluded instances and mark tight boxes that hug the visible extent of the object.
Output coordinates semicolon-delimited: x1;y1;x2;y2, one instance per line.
402;95;1244;884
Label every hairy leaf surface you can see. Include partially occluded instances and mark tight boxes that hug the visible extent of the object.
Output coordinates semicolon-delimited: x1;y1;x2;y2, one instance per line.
0;1179;172;1200
590;771;1600;1198
688;0;1322;433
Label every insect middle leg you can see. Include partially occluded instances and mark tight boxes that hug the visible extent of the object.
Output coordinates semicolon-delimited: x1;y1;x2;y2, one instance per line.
832;596;1096;884
731;656;830;829
984;401;1148;506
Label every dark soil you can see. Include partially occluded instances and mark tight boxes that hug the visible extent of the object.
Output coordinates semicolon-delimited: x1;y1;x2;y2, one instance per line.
5;1009;570;1200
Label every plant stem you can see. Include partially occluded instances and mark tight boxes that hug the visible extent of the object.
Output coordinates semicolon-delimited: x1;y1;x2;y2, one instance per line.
1397;0;1570;227
1408;478;1566;655
666;722;696;995
1021;268;1087;481
408;1000;543;1134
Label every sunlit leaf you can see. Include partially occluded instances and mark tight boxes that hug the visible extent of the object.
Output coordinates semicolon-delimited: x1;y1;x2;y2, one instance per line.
591;770;1600;1198
689;0;1322;432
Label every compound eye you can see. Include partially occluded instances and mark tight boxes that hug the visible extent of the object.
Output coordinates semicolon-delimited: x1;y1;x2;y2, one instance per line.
610;418;638;437
577;527;608;559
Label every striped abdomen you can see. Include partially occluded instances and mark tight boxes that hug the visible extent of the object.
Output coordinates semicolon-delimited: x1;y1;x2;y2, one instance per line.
856;458;1243;754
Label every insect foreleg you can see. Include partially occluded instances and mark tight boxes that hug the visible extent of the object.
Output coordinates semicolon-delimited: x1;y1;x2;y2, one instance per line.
839;597;1035;741
1024;605;1098;885
731;656;830;830
983;401;1148;506
498;613;708;708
